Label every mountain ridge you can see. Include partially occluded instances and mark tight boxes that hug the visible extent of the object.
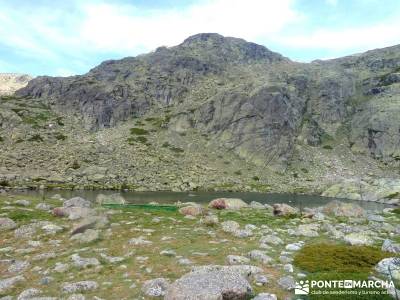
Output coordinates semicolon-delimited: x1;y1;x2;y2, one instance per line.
1;33;400;195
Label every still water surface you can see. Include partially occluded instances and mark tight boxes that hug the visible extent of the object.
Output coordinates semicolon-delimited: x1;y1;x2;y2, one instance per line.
13;190;388;211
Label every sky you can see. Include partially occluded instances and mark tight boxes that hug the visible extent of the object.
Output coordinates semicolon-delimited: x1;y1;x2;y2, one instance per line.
1;0;400;76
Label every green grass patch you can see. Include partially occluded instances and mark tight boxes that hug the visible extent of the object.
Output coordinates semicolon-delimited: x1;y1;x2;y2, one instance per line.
294;243;391;273
130;127;148;135
28;134;44;142
55;133;67;140
7;209;56;224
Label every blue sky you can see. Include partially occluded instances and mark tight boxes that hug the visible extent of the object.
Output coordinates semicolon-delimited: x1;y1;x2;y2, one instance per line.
1;0;400;76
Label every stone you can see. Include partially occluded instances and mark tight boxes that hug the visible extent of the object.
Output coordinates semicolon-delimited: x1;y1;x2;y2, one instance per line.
35;203;52;211
285;242;303;251
375;258;400;281
0;275;25;294
95;193;125;205
165;267;253;300
200;215;219;226
15;200;30;206
295;224;319;237
278;275;295;290
8;260;30;274
14;225;36;239
259;235;283;245
42;223;64;234
253;274;269;286
344;233;374;246
208;198;248;210
367;214;385;222
253;293;277;300
177;258;193;265
62;281;98;293
247;250;273;264
232;229;253;238
0;217;17;231
17;288;41;300
128;236;153;246
221;220;240;233
226;255;250;265
66;295;86;300
323;200;365;218
32;252;57;261
71;254;100;269
100;253;124;264
283;264;294;273
63;197;91;208
273;203;298;216
382;239;400;254
54;262;70;273
142;278;170;297
179;205;206;216
70;229;100;243
160;249;177;257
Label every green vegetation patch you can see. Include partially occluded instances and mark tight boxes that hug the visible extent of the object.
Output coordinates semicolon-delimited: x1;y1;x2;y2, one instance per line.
130;127;149;135
28;134;44;142
294;243;391;273
7;209;57;224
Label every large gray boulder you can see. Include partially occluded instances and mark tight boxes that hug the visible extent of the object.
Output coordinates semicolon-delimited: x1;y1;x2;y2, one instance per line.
165;266;254;300
63;197;91;208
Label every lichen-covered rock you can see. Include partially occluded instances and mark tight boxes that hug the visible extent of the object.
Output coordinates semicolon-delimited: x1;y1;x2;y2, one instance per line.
141;278;170;297
375;258;400;281
382;239;400;254
165;267;253;299
63;197;91;208
0;217;17;231
344;233;374;246
179;205;206;216
0;275;25;294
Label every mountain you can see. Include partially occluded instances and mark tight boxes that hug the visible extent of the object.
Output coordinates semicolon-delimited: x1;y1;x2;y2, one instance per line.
0;73;32;96
1;33;400;195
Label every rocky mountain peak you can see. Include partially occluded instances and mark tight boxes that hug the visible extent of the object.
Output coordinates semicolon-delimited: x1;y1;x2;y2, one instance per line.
0;73;32;96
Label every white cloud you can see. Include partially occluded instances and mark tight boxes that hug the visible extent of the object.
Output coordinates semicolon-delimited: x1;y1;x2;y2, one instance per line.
79;0;302;54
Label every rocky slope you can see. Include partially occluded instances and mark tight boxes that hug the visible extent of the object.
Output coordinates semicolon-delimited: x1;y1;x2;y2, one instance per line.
0;73;32;96
1;33;400;195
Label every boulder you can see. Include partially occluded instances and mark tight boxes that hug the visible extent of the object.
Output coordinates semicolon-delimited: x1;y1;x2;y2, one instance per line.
221;220;240;233
295;224;319;237
63;197;91;208
272;203;298;216
382;239;400;254
179;205;206;216
344;233;374;246
208;198;248;210
323;200;365;218
0;275;25;294
375;258;400;281
165;267;253;299
0;217;17;231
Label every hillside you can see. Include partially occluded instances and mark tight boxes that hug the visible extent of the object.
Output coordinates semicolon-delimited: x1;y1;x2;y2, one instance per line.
0;73;32;96
1;33;399;198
